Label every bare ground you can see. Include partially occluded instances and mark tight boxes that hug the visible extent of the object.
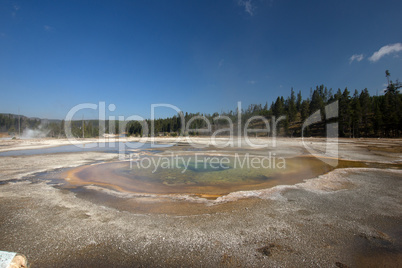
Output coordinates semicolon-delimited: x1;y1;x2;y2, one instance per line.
0;137;401;267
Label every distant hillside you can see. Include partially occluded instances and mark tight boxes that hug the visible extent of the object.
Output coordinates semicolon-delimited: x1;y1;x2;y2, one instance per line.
0;113;43;134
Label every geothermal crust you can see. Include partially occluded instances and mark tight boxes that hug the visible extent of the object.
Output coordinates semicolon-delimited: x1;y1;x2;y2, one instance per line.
0;137;401;267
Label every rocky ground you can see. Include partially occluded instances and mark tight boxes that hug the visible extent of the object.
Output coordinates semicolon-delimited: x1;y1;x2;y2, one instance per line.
0;137;401;267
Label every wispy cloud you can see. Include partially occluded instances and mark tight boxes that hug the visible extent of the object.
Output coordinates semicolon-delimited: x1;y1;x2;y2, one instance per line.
218;59;224;68
368;43;402;62
349;54;364;64
44;25;55;32
12;4;20;17
238;0;255;16
248;80;257;84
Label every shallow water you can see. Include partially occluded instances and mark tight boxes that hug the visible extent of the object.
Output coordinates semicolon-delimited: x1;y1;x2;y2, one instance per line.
32;149;400;215
61;154;372;198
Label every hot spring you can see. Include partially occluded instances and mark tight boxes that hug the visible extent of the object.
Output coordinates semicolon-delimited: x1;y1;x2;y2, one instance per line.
62;152;356;199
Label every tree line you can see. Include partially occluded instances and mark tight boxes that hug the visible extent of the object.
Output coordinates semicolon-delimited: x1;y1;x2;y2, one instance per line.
2;71;401;138
128;70;402;138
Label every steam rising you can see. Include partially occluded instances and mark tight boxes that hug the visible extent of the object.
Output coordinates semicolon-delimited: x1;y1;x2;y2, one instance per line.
21;124;50;139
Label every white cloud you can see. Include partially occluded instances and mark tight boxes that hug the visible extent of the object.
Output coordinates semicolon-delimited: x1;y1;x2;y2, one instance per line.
238;0;255;16
248;80;256;84
368;43;402;62
349;54;364;64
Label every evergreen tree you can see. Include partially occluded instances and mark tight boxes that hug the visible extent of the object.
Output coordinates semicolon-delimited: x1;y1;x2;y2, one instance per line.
300;99;310;121
288;88;297;122
309;89;324;116
351;90;362;138
339;88;351;137
383;70;402;136
273;97;284;117
296;90;302;114
373;98;383;137
359;88;371;136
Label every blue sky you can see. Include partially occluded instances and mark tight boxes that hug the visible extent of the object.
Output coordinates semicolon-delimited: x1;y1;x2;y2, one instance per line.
1;0;402;120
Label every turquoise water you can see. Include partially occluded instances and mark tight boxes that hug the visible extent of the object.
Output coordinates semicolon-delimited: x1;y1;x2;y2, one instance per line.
66;154;318;196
